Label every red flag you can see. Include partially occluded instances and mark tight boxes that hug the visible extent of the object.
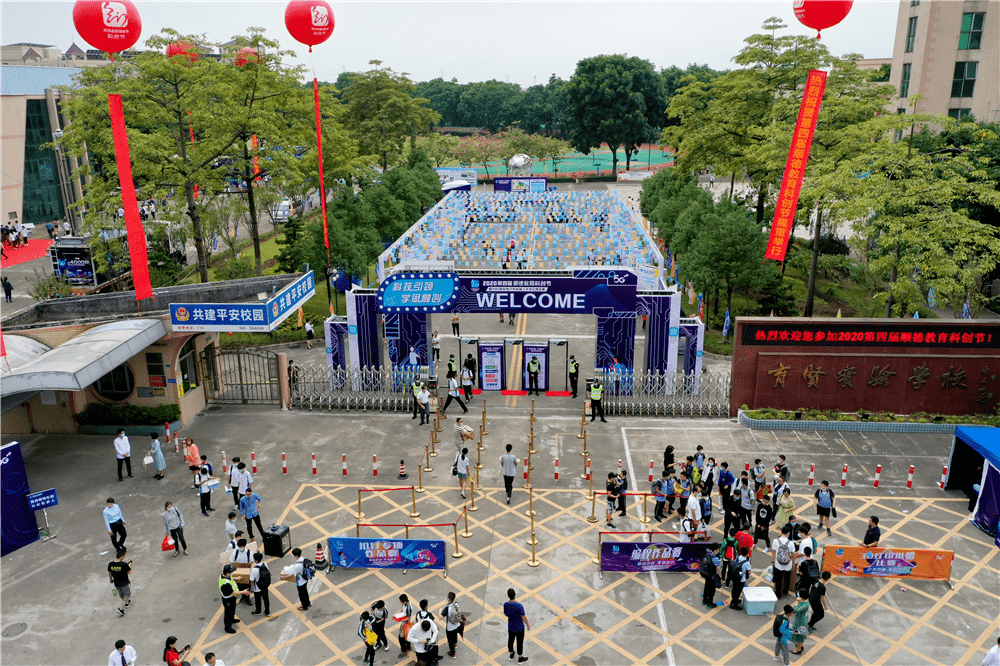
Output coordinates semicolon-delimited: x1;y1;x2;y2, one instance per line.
1;324;10;371
313;78;330;258
108;94;154;302
766;70;827;262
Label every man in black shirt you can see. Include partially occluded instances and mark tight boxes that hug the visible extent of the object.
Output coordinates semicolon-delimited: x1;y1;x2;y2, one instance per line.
807;571;831;632
107;548;132;617
754;495;775;552
605;473;620;529
861;515;881;547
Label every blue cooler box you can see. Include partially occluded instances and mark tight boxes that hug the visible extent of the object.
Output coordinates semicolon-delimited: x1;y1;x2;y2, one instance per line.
742;586;777;616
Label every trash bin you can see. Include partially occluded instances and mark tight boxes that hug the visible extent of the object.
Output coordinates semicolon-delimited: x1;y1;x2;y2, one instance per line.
262;524;291;558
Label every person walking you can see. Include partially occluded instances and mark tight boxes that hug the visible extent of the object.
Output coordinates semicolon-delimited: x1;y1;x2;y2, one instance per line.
605;473;620;529
526;355;541;396
861;515;881;547
2;276;13;304
183;438;201;487
104;498;128;551
407;619;439;666
229;457;243;509
358;611;377;665
64;219;72;236
981;636;1000;666
617;470;629;517
195;465;214;516
464;353;478;387
455;448;471;499
789;589;810;654
162;502;188;557
114;429;133;482
453;417;474;453
653;470;669;522
717;462;735;509
236;462;253;497
773;604;794;665
814;481;836;537
147;433;167;480
108;547;132;617
283;547;311;611
500;444;518;504
45;221;54;239
806;571;830;632
304;319;315;349
396;594;414;658
589;379;607;422
416;384;431;425
775;487;796;528
503;588;530;664
700;543;722;609
250;552;271;617
451;312;460;337
568;355;580;398
239;489;265;541
219;565;249;633
108;640;137;666
431;331;441;362
441;372;467;415
370;600;389;653
442;592;463;659
461;365;474;402
163;637;192;666
754;495;774;553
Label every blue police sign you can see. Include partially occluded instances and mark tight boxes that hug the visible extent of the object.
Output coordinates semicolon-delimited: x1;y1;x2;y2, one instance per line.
377;272;461;313
170;271;316;332
26;488;58;510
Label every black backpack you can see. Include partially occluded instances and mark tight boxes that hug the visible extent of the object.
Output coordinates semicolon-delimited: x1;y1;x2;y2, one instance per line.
700;551;716;579
699;497;712;524
255;563;271;588
301;558;316;581
803;558;821;582
772;613;785;638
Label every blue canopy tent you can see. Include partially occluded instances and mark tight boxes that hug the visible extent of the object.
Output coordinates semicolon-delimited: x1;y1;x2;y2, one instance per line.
947;426;1000;545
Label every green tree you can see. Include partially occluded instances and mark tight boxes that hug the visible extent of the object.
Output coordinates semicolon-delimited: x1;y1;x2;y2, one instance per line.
456;79;524;133
415;77;465;127
660;63;726;127
413;132;461;167
343;60;441;171
453;134;502;177
564;54;666;178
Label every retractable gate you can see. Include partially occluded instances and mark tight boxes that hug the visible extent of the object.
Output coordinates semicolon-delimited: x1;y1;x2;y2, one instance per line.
201;348;281;405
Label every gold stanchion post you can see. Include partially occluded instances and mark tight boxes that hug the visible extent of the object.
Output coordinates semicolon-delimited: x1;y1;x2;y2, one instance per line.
451;523;464;558
468;484;479;512
423;443;433;472
526;510;538;545
356;489;364;519
474;463;482;490
639;493;651;524
475;441;483;470
587;492;598;523
416;463;426;494
525;485;535;517
356;524;360;538
477;424;486;452
405;525;410;539
529;398;537;423
576;406;587;440
527;426;536;455
592;530;602;564
527;537;540;567
481;400;489;434
409;487;420;518
461;510;473;538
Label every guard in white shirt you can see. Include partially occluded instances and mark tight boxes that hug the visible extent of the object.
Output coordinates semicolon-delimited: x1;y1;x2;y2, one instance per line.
113;429;133;482
108;640;137;666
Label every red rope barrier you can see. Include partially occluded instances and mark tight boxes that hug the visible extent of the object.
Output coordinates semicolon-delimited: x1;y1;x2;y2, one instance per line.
359;486;415;493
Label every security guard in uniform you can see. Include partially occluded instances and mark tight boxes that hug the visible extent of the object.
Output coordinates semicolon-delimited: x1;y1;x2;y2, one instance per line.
220;564;249;633
527;356;541;395
411;379;422;420
447;355;458;376
589;379;607;423
568;355;580;398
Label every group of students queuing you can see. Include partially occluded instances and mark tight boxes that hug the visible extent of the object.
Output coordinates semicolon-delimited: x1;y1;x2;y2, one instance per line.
360;593;464;665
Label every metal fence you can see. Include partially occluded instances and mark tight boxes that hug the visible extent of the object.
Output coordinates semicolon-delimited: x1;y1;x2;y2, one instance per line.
287;363;731;417
202;348;281;405
596;369;732;417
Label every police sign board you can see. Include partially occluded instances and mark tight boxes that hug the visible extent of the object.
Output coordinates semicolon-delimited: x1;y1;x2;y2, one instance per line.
170;271;316;332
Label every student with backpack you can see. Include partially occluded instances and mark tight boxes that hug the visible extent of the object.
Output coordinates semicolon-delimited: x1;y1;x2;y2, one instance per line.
700;544;723;609
771;525;795;598
652;470;669;522
442;592;463;659
250;552;271;616
814;481;836;536
797;546;821;595
719;528;739;587
698;487;713;540
806;571;831;632
773;604;795;665
728;547;752;611
358;611;377;665
371;600;389;652
281;547;314;611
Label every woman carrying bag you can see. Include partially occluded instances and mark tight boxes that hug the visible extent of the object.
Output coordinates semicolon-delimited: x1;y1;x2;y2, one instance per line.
455;448;471;499
162;502;187;556
147;432;167;480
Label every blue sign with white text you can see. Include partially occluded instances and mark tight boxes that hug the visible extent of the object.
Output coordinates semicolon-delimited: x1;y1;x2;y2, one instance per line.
327;536;446;570
169;271;315;332
454;270;637;314
377;272;461;313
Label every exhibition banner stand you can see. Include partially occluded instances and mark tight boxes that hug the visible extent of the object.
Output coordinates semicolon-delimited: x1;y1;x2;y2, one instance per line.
822;545;954;588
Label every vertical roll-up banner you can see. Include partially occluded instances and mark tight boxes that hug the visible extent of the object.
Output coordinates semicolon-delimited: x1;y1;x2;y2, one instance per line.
479;342;505;391
765;69;827;263
313;79;330;257
108;94;153;302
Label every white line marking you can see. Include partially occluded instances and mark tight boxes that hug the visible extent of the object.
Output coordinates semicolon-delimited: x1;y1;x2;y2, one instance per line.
622;427;675;666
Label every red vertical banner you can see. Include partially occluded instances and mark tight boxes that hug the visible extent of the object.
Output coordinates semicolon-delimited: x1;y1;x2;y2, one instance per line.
107;94;153;302
313;78;330;256
252;134;260;181
765;69;827;262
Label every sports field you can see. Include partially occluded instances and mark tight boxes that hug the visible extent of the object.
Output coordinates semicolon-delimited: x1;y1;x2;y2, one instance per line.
468;143;675;177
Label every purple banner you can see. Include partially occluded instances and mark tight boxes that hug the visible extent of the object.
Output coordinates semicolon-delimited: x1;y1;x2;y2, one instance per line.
493;177;548;193
455;270;637;315
601;541;717;573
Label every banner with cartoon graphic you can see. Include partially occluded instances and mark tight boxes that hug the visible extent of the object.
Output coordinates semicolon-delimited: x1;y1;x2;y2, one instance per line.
328;536;446;570
821;545;953;581
601;541;717;573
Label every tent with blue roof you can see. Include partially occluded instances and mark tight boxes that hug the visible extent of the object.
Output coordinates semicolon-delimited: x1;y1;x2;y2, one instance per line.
946;426;1000;545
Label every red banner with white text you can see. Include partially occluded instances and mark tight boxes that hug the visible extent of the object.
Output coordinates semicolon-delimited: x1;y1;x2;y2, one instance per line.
765;69;827;262
108;94;154;302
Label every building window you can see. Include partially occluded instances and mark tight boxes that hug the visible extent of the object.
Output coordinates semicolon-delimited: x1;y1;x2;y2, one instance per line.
22;99;66;227
948;108;973;121
899;63;912;98
95;364;135;402
178;338;200;395
905;17;918;52
958;13;984;50
951;61;977;98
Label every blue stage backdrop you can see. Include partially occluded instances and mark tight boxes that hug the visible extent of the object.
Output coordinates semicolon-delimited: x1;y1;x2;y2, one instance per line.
328;536;446;570
454;271;636;315
385;313;429;368
595;309;637;372
639;292;674;373
347;291;382;371
1;442;39;556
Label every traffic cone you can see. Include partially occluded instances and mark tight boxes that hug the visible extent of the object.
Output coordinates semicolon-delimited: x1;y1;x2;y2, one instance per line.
398;459;409;480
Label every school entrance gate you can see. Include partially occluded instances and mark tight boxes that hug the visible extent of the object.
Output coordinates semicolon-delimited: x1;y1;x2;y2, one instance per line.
201;348;281;405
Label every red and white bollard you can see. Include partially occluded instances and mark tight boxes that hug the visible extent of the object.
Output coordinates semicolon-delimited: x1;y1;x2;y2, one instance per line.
524;463;529;481
648;460;654;483
373;454;378;477
251;451;257;474
165;421;172;450
221;451;227;475
554;458;560;481
618;459;623;475
282;452;287;475
907;465;914;489
808;463;815;486
586;458;592;481
940;465;948;490
874;464;882;488
174;432;181;454
841;464;848;487
342;453;347;476
745;461;751;472
312;453;317;476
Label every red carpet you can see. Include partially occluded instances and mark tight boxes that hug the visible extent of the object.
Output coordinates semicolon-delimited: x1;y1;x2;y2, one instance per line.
546;391;572;397
1;239;53;267
501;390;527;396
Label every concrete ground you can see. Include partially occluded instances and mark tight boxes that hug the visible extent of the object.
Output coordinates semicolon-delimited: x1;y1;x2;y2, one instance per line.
2;405;997;666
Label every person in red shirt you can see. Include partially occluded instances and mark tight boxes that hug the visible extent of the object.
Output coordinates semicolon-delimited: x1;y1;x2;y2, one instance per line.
735;522;754;556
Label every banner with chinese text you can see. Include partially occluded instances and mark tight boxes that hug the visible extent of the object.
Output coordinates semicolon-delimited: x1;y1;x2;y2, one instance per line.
822;545;953;581
766;70;827;262
601;541;717;573
327;536;446;570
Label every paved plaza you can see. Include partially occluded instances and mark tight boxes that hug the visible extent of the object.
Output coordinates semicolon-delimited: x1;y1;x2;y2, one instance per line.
2;402;998;666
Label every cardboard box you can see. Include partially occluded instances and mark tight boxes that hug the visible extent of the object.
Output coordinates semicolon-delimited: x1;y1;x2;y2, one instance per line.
219;540;261;569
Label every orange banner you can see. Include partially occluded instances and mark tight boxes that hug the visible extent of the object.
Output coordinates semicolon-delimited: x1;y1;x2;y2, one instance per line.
765;69;827;262
822;545;953;581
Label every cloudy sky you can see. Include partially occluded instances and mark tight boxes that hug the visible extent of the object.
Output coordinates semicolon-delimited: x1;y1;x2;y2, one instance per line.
4;1;899;86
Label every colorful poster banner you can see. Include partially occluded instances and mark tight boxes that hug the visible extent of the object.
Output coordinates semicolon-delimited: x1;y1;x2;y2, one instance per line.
766;69;827;262
822;545;953;581
601;541;717;573
479;341;505;391
327;536;446;570
494;177;547;193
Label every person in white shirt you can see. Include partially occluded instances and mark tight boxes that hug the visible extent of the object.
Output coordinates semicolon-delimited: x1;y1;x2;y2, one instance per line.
228;458;242;509
416;385;431;425
455;448;471;499
407;619;440;665
431;331;441;362
441;372;467;416
204;653;225;666
113;429;133;482
236;462;253;495
63;220;72;236
461;366;474;401
442;592;463;659
281;547;311;611
982;636;1000;666
225;514;238;545
304;319;315;349
108;640;137;666
195;466;214;516
249;551;270;616
771;525;795;599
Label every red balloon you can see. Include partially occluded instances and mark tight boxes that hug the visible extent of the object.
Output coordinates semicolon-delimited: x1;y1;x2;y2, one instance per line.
234;47;261;67
166;41;199;62
72;0;142;54
793;0;854;38
284;0;335;51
